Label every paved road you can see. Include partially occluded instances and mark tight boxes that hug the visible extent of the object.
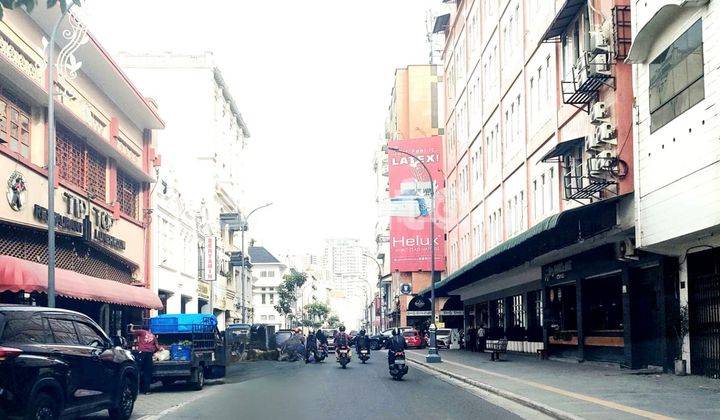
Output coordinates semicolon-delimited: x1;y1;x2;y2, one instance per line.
86;355;524;419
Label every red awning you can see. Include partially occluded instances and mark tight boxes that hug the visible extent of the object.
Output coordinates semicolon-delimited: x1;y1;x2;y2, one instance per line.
0;256;163;309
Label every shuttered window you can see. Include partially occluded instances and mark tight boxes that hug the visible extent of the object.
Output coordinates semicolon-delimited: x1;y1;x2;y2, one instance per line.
56;126;107;200
0;92;31;159
117;169;139;219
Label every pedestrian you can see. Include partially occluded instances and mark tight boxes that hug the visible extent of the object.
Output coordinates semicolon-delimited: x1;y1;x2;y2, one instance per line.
467;327;477;352
305;330;318;363
129;324;162;394
477;323;487;353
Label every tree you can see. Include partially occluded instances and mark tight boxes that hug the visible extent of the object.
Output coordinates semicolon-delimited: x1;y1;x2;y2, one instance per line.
302;302;331;328
0;0;81;19
274;269;307;326
326;314;341;329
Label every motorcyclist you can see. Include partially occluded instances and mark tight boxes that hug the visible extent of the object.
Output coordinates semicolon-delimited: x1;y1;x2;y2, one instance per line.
334;325;351;354
355;329;370;356
305;329;318;363
316;328;328;346
387;328;407;366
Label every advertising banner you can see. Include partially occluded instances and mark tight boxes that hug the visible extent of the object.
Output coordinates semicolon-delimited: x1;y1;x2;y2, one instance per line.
388;136;445;272
204;236;217;281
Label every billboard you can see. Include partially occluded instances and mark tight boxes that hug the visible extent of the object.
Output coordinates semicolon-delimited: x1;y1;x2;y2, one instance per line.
388;136;445;272
204;236;217;281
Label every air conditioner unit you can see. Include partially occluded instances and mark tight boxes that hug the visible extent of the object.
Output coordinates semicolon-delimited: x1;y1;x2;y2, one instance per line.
597;149;617;160
615;238;639;261
586;132;602;152
590;102;607;124
597;122;617;145
587;158;605;176
590;31;611;53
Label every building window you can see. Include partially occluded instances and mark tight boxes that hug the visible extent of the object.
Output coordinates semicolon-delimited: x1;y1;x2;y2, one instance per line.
0;93;31;159
55;126;108;200
511;294;526;328
262;293;266;304
649;19;704;133
117;169;139;219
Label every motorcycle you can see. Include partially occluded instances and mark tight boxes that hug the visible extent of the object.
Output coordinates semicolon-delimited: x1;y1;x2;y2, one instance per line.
389;351;408;380
358;348;370;363
317;344;328;362
336;346;351;369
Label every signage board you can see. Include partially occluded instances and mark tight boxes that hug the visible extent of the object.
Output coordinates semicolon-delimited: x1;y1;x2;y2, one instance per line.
387;136;445;272
440;310;464;316
400;283;412;295
406;310;431;317
204;236;217;281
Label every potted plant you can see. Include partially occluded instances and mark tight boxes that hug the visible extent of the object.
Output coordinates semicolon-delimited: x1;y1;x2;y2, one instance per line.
673;305;690;376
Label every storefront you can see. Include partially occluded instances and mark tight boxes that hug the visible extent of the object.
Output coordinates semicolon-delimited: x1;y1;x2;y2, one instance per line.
687;247;720;378
543;245;678;369
406;295;432;331
439;296;464;329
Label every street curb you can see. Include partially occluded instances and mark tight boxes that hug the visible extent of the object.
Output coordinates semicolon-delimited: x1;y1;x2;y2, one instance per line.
406;358;582;420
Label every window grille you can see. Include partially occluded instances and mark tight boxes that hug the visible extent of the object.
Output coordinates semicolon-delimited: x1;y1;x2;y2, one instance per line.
116;169;139;219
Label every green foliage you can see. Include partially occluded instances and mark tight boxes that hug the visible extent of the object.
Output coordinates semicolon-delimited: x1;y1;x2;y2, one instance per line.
273;269;307;319
0;0;81;19
301;302;331;329
326;314;341;329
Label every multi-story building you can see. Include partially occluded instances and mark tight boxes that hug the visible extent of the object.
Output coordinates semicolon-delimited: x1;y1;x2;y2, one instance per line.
0;7;164;333
153;168;198;314
430;0;680;371
383;64;445;330
372;144;392;332
119;52;250;329
250;245;286;330
626;0;720;378
322;238;371;328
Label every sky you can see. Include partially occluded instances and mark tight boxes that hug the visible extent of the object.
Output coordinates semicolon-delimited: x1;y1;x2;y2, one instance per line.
86;0;437;256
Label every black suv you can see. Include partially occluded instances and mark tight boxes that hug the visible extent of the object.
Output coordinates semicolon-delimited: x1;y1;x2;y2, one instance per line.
0;305;138;420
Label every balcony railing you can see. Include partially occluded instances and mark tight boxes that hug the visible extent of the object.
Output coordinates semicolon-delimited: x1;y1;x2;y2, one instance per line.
561;50;615;113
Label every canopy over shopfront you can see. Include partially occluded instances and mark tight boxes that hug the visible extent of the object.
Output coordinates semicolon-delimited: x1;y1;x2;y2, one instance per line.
0;255;162;309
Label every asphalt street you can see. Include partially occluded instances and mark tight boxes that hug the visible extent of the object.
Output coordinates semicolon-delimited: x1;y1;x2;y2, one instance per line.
85;353;525;420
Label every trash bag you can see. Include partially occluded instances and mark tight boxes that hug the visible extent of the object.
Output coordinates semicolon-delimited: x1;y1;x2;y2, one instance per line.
153;349;170;361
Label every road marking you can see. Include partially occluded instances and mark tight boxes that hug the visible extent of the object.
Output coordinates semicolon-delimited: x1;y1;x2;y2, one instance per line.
135;384;222;420
406;351;673;420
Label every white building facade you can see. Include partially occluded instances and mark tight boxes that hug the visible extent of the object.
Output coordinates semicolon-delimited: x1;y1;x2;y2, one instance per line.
119;52;250;329
250;246;286;330
627;0;720;378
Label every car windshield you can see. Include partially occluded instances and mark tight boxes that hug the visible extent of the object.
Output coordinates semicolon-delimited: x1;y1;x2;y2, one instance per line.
437;329;451;335
403;331;417;337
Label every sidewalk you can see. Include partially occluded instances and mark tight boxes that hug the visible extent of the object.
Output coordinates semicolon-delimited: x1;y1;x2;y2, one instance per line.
406;349;720;420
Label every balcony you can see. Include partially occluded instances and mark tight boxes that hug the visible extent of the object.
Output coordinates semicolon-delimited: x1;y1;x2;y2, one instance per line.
561;51;614;113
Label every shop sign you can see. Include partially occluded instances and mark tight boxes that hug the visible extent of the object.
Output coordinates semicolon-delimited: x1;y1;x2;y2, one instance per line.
406;310;431;316
544;259;573;283
400;283;412;295
204;236;217;281
33;204;83;234
63;193;125;251
440;310;464;316
197;282;210;299
6;171;26;211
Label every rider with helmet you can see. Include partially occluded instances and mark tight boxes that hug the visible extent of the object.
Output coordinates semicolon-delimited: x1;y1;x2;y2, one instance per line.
355;329;370;355
387;328;407;366
334;325;351;350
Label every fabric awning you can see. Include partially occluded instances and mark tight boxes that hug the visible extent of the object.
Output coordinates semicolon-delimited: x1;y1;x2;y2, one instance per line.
0;256;163;309
539;0;586;43
419;194;631;297
539;137;585;162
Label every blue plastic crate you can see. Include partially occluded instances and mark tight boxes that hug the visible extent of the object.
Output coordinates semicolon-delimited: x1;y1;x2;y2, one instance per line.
149;314;217;334
170;344;192;361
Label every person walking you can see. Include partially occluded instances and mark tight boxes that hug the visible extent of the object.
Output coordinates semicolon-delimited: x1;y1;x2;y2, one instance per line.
467;326;477;352
129;324;161;394
477;323;487;353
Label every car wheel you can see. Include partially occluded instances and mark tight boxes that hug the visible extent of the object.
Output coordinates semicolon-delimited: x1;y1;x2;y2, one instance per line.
109;376;136;420
24;392;58;420
192;368;205;390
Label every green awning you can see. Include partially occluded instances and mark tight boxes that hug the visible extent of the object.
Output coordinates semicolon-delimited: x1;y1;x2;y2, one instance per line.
420;194;630;297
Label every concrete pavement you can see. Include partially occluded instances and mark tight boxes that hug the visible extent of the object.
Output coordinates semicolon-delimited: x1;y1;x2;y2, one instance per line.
83;354;546;420
406;349;720;420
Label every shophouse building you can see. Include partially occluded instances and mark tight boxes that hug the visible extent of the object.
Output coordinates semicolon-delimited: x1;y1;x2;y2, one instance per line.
118;52;250;329
430;0;680;371
626;0;720;378
0;7;164;334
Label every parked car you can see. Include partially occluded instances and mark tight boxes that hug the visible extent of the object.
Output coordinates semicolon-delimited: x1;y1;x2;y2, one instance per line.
403;329;425;348
0;304;138;420
435;328;453;349
274;329;294;350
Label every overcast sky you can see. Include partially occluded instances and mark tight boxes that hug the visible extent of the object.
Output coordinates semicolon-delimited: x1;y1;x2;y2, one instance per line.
87;0;436;256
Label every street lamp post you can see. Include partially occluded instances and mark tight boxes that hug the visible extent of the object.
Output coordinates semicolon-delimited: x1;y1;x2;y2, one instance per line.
386;146;441;363
47;4;78;308
363;253;384;333
240;202;272;323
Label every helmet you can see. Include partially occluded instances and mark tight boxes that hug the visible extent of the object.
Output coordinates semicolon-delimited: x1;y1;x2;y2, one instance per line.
392;329;398;336
359;329;366;335
339;325;346;332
